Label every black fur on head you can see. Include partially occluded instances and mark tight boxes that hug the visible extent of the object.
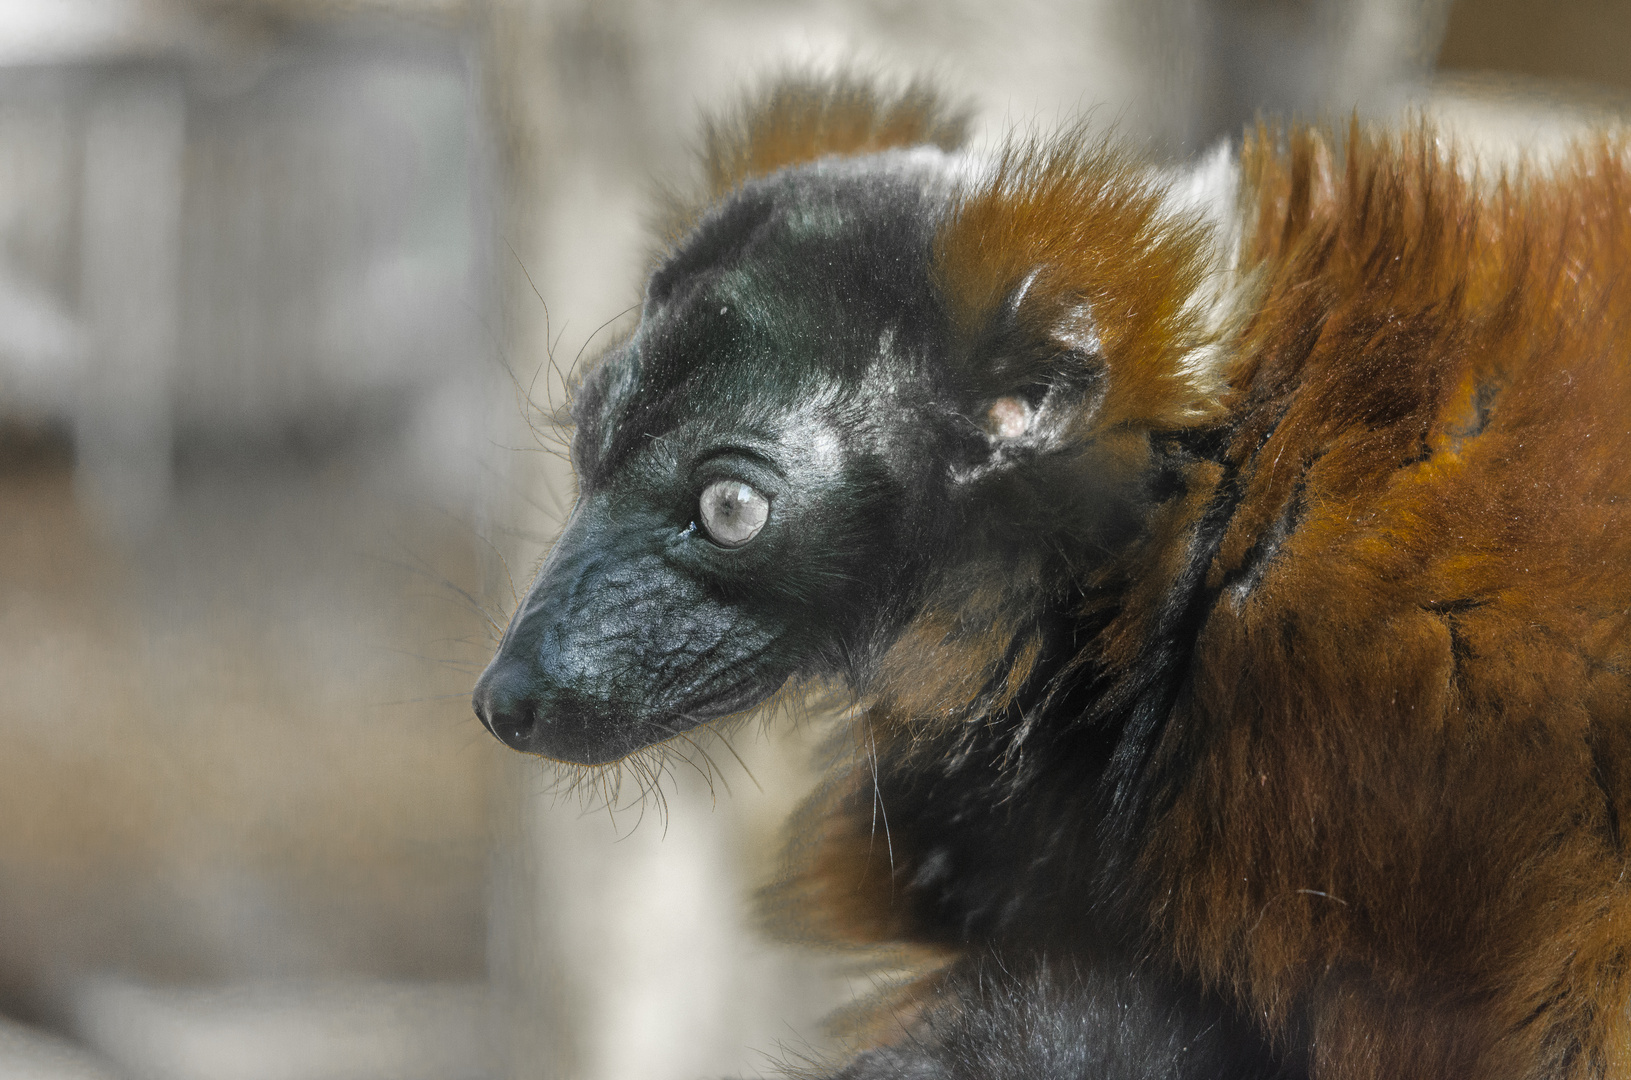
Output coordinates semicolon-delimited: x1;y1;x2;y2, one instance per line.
476;152;963;763
472;139;1174;766
472;91;1186;768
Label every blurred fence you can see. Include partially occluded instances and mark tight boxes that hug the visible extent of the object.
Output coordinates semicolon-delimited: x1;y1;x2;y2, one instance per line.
0;7;505;1080
0;14;491;533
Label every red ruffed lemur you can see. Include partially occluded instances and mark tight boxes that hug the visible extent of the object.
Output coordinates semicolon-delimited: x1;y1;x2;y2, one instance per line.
473;75;1631;1080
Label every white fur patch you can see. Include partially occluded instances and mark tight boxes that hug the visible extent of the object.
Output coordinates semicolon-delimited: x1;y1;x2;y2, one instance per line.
1155;140;1252;409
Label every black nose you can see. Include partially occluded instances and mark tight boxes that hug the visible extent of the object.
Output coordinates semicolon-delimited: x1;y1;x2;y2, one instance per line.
472;652;641;764
472;656;541;751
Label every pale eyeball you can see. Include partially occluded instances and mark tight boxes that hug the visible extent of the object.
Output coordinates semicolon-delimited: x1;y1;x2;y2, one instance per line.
699;479;769;546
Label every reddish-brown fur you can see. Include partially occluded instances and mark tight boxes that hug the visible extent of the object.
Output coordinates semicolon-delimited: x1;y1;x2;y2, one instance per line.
1150;127;1631;1078
703;91;1631;1078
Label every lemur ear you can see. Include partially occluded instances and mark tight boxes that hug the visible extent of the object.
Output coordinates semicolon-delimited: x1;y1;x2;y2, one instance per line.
953;271;1105;482
701;73;970;200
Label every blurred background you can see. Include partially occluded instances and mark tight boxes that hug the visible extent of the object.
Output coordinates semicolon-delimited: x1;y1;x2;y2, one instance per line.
0;1;1625;1077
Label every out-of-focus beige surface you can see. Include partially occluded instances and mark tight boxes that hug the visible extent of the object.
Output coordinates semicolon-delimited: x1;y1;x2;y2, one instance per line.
0;433;494;1014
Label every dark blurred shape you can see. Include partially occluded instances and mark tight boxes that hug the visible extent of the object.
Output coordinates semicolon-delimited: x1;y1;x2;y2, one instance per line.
1438;0;1631;91
0;419;71;472
0;1013;123;1079
1180;0;1455;149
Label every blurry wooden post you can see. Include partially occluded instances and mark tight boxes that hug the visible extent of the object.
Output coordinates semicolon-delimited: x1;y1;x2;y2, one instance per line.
76;66;185;537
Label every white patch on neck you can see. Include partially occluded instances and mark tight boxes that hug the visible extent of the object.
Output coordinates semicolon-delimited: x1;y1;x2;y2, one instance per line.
1155;140;1252;409
1160;140;1242;238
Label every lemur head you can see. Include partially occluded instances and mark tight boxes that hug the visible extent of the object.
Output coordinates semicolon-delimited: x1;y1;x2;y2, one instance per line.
474;78;1235;765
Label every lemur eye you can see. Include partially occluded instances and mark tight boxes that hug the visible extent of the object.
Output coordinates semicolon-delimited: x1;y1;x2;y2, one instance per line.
699;479;769;547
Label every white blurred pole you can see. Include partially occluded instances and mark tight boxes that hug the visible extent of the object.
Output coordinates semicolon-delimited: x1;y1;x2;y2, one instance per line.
76;68;185;537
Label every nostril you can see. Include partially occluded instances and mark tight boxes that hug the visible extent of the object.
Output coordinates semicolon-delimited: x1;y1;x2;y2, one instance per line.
473;646;634;763
490;699;538;746
472;660;543;751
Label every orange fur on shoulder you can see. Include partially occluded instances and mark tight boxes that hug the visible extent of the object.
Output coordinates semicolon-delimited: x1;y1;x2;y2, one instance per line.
1146;125;1631;1078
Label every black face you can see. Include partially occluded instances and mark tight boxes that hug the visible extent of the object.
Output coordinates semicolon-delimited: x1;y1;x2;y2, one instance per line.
473;157;966;764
